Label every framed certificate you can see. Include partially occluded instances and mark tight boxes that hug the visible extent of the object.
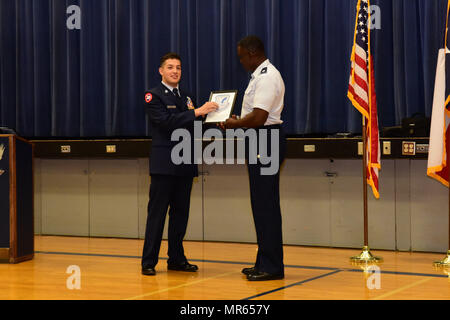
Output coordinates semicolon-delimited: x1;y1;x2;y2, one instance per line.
204;90;238;123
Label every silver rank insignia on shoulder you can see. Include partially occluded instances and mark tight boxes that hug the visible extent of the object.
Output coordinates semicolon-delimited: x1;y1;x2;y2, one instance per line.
186;96;195;110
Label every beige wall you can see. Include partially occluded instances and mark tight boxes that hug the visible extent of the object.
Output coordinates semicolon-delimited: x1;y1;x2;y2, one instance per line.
33;158;448;253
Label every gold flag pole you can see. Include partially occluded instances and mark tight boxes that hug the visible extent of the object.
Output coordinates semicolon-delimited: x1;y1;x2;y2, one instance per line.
433;151;450;267
432;182;450;267
350;117;382;264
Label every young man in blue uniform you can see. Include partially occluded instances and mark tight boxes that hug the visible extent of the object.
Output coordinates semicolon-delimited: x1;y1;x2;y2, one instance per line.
141;53;218;276
222;36;287;281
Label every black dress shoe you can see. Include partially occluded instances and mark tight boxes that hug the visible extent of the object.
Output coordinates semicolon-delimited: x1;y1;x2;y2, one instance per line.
167;261;198;272
241;267;258;276
247;271;284;281
141;267;156;276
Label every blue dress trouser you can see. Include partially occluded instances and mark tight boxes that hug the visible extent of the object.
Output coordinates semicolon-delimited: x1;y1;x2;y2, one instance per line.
246;125;286;275
141;175;193;268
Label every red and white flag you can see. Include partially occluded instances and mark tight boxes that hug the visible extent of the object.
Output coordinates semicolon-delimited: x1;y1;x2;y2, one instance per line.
427;0;450;187
347;0;381;199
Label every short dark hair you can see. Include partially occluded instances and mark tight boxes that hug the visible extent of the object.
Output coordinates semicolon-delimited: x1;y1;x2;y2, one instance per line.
238;35;265;55
160;52;181;67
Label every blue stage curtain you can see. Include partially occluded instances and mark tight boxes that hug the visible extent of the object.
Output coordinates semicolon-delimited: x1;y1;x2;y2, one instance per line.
0;0;448;138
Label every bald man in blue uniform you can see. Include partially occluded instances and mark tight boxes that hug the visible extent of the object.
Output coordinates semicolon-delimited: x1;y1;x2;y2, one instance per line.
141;52;218;276
222;36;287;281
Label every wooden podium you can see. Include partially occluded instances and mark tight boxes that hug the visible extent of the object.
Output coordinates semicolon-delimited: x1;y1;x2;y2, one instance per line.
0;135;34;263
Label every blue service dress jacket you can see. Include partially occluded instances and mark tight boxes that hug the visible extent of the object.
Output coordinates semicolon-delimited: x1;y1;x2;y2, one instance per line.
145;83;199;177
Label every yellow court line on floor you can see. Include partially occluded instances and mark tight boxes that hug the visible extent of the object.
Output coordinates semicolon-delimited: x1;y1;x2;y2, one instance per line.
371;278;432;300
124;271;238;300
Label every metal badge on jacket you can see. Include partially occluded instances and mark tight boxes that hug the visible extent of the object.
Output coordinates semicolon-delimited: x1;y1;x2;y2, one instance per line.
186;96;195;110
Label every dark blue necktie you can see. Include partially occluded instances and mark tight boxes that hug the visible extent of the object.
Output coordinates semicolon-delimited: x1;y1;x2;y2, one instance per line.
173;88;180;98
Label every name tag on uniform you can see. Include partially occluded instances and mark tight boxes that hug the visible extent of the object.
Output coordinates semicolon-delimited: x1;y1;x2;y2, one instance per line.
167;105;177;109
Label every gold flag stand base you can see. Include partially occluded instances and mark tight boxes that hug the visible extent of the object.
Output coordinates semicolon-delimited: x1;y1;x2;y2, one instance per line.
350;246;383;264
433;250;450;268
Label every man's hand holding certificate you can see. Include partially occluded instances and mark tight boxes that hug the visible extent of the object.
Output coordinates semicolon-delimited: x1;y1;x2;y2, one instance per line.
204;90;237;123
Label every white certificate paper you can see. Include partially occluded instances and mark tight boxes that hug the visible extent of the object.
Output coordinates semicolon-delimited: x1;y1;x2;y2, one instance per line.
204;90;237;123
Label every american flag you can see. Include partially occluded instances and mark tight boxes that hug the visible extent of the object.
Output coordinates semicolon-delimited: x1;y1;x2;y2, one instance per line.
348;0;381;199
